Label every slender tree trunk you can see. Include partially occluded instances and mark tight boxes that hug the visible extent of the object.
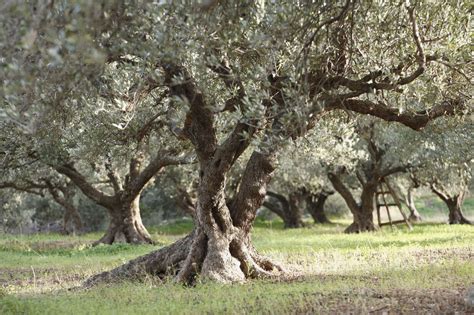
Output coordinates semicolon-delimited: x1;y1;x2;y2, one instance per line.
95;193;154;245
306;191;333;224
84;151;282;287
405;186;422;222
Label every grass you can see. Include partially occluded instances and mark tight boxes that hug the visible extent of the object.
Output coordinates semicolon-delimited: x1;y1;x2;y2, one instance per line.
1;218;473;314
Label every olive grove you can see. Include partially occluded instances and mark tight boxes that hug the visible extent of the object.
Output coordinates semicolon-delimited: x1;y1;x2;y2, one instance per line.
1;0;471;285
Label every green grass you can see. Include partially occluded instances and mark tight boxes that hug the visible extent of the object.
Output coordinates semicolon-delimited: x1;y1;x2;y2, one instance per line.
415;195;474;220
0;221;473;314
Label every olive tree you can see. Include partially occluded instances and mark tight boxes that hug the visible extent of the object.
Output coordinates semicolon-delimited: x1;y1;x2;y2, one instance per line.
1;1;470;284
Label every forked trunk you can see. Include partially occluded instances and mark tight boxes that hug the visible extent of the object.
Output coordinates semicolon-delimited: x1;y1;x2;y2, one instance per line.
306;191;332;224
446;200;472;225
328;172;377;233
431;185;472;225
84;151;282;287
95;194;153;245
344;181;378;233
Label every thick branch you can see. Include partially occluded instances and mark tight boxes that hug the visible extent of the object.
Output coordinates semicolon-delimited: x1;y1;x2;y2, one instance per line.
55;164;115;208
380;165;408;178
430;183;450;202
162;63;217;160
328;172;360;214
128;153;194;198
105;155;122;193
326;98;462;131
0;181;45;196
230;150;277;232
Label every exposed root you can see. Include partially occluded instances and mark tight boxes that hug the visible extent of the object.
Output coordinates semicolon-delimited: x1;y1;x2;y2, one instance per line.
83;228;285;288
175;228;207;284
449;217;473;225
92;223;155;246
83;233;194;288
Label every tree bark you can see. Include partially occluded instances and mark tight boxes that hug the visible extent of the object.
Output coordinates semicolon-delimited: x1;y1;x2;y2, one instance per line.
405;186;422;222
84;150;282;287
61;202;83;234
431;184;472;225
446;200;472;224
95;193;154;245
306;190;333;224
328;172;377;233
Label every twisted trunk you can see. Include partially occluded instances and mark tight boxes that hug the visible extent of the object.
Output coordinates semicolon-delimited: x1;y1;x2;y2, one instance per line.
328;172;377;233
306;191;333;224
84;151;282;287
95;193;153;245
345;181;377;233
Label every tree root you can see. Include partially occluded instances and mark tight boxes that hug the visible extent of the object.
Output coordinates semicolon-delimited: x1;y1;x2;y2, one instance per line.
83;229;284;288
83;233;194;288
344;220;377;234
92;223;155;246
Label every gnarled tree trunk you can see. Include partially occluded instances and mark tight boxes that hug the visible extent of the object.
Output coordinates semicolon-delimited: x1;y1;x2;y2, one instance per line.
84;151;282;287
328;172;378;233
306;190;333;224
96;193;153;245
62;203;83;235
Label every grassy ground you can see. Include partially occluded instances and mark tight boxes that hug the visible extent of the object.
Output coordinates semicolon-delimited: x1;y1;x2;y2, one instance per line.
1;217;473;314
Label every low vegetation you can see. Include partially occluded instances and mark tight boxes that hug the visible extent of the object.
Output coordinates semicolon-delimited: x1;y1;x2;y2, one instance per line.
1;207;473;314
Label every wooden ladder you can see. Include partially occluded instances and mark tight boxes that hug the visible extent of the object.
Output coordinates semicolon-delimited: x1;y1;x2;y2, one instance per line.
376;178;413;230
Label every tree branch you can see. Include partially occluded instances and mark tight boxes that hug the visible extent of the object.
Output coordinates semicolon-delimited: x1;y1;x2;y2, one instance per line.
128;152;195;198
326;98;463;131
328;171;360;214
54;164;115;208
162;63;217;160
0;181;45;197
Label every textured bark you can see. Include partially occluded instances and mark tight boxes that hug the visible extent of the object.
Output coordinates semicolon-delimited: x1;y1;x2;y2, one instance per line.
306;190;333;224
83;150;282;286
95;193;153;245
